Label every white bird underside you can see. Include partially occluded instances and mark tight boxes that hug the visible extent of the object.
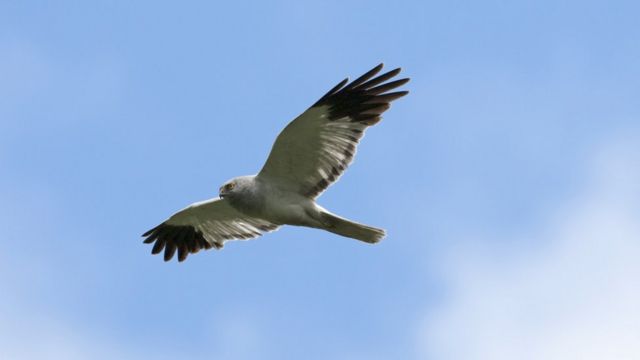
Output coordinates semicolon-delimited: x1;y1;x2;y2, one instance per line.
143;63;409;262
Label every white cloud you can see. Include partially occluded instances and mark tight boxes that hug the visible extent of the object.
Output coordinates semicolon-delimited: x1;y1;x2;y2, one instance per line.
417;136;640;360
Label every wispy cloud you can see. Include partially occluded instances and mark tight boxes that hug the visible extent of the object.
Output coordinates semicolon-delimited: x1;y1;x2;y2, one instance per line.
417;135;640;359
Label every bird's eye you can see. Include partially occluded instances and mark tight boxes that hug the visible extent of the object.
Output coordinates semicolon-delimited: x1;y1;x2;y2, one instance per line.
226;183;235;191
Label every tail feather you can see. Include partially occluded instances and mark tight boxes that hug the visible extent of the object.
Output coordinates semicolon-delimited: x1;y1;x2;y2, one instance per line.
320;211;386;244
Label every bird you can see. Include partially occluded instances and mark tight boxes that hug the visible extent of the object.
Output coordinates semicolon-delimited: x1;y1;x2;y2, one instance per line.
142;63;409;262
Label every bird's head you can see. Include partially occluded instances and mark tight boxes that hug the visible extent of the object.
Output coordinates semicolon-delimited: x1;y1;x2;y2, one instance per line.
219;176;253;199
219;180;237;199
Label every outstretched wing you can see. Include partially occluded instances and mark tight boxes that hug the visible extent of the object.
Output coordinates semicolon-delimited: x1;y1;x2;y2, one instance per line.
142;198;279;262
258;63;409;198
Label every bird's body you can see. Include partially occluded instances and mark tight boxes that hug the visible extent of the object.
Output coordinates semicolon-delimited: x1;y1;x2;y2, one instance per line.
224;175;321;228
143;64;409;262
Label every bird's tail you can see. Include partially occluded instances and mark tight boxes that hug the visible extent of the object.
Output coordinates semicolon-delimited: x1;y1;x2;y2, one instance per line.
319;211;386;244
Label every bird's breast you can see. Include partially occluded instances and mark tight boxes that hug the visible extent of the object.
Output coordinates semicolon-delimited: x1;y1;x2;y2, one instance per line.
260;191;321;227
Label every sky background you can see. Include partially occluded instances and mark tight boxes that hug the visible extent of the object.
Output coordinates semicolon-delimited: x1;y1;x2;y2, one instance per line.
1;1;639;359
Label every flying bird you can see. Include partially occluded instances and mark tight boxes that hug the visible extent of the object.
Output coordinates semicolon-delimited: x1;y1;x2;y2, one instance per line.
142;63;409;262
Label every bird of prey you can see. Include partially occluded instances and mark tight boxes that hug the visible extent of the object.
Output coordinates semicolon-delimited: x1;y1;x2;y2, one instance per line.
142;63;409;262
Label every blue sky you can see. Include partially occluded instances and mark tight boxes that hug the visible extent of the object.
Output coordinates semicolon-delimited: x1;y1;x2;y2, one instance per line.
1;1;639;359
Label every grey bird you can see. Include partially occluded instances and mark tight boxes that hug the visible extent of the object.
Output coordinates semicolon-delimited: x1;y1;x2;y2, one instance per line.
142;63;409;262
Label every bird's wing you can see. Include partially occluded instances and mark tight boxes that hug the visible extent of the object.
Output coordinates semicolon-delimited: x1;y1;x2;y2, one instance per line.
142;198;279;262
258;63;409;198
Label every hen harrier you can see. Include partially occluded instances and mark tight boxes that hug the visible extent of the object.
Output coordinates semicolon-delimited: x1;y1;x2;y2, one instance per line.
143;63;409;262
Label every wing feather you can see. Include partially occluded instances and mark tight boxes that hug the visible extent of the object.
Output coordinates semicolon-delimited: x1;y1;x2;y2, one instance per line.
142;198;279;262
259;64;409;197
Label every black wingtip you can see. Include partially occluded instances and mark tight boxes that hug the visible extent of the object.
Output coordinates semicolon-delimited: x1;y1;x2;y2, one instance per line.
354;68;404;90
311;63;410;122
151;240;165;255
142;226;157;237
164;243;177;262
367;78;410;95
177;245;188;262
314;77;349;106
378;90;409;102
344;63;385;90
387;90;410;97
388;67;402;76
